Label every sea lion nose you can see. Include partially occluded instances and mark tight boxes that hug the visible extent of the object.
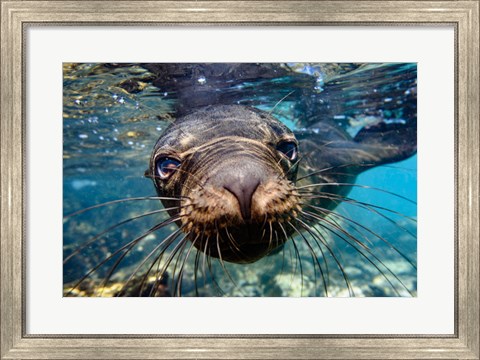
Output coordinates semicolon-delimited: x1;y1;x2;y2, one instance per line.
223;177;261;221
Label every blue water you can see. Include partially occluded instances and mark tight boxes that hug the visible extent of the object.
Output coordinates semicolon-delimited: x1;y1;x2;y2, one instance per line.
63;63;417;297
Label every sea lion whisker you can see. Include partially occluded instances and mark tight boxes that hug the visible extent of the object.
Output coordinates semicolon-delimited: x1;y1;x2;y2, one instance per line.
301;202;378;249
299;191;417;224
273;227;280;249
277;222;290;280
64;219;179;296
206;245;226;296
272;153;303;185
294;218;332;293
280;222;304;295
292;220;330;296
302;210;371;251
268;221;274;252
300;191;418;242
296;163;377;182
195;228;210;294
197;230;210;295
300;192;418;251
284;156;303;180
296;183;416;205
175;234;200;296
301;202;417;270
287;220;328;296
301;210;413;296
193;243;202;296
300;210;404;296
150;232;190;297
299;158;417;178
63;207;183;265
196;225;222;295
288;233;304;297
296;216;355;296
268;90;296;115
170;234;194;296
224;227;247;259
169;235;191;296
119;226;185;296
305;170;367;179
379;164;417;172
98;241;137;296
215;225;242;295
201;231;209;288
64;196;186;218
262;212;269;228
169;233;189;296
149;239;167;296
304;245;319;297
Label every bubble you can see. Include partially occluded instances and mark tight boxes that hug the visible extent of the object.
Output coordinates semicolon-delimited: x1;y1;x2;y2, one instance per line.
71;179;97;190
197;76;207;85
78;134;88;139
384;118;406;125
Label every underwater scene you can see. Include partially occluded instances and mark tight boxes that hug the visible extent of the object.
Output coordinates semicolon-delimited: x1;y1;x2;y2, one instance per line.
63;63;417;297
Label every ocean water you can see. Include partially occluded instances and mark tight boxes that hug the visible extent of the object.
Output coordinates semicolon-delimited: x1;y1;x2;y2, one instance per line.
63;63;417;297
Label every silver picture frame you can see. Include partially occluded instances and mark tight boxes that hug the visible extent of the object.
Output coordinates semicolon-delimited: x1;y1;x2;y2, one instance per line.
1;1;479;358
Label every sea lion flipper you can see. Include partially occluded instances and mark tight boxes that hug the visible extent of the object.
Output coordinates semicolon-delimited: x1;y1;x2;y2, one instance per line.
353;121;417;167
296;120;416;178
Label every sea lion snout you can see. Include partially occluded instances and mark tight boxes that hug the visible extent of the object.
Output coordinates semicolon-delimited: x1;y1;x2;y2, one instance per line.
210;161;268;221
184;156;292;227
223;178;260;221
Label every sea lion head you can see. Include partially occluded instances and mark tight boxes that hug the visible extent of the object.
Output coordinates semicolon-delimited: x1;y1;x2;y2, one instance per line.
146;105;301;263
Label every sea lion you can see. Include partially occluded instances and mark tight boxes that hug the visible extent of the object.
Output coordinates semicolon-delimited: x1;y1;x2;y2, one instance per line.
63;63;417;297
145;104;416;267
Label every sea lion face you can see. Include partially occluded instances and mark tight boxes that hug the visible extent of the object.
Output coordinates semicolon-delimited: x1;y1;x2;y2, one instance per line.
147;105;301;263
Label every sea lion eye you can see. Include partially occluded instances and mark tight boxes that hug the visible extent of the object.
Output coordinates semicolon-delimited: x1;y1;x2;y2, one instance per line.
276;141;298;161
155;157;181;180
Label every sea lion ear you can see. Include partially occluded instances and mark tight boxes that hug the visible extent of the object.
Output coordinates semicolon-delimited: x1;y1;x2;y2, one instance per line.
144;168;152;178
353;121;417;167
